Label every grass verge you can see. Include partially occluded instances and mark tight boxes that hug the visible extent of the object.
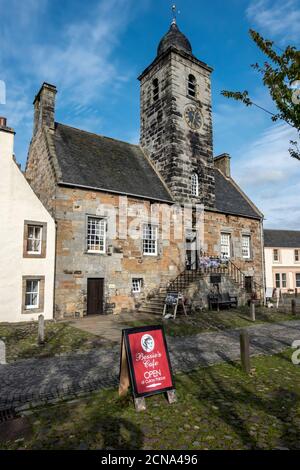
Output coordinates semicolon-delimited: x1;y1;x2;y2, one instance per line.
1;349;299;450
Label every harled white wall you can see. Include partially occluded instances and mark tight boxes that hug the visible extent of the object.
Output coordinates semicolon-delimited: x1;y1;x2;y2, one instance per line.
0;126;55;322
264;247;300;292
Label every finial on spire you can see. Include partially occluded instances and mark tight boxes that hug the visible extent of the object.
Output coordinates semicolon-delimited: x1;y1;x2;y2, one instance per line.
171;4;180;25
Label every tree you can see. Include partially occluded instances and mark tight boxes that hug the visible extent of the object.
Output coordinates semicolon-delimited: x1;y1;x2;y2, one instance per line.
221;30;300;160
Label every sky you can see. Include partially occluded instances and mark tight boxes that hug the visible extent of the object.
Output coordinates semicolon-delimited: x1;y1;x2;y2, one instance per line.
0;0;299;229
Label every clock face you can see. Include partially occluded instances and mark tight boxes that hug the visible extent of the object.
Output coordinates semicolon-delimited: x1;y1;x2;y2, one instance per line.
184;105;203;130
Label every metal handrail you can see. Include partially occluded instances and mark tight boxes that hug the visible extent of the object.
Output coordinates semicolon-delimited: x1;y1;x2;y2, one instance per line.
166;254;263;297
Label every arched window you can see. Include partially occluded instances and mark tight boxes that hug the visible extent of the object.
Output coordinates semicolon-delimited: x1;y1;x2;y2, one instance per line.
152;78;159;102
187;74;197;98
191;173;199;196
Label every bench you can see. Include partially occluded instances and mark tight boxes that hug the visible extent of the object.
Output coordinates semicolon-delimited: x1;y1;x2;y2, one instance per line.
208;293;238;310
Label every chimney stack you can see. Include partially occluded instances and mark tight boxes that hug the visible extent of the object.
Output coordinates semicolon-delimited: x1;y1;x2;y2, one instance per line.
0;116;14;134
33;82;57;136
214;153;231;178
0;117;7;128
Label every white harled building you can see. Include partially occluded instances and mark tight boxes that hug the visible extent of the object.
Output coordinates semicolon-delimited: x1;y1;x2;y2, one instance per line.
0;117;55;322
264;229;300;294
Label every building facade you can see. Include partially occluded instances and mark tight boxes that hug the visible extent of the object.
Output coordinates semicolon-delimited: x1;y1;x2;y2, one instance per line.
0;118;55;323
264;229;300;293
25;21;264;319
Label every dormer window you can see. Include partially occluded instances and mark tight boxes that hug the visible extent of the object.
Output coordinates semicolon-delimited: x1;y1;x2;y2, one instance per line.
187;74;197;98
191;173;199;196
152;78;159;102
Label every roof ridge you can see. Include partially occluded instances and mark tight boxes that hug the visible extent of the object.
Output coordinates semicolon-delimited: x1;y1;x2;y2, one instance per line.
55;122;140;148
264;229;300;233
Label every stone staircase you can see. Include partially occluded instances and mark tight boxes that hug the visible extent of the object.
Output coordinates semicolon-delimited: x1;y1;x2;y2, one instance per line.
137;259;260;316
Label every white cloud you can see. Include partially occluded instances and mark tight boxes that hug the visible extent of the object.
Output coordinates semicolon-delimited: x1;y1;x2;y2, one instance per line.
0;0;145;164
246;0;300;43
233;123;300;229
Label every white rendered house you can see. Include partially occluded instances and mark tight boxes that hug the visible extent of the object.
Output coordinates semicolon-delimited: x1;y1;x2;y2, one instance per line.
0;117;55;322
264;229;300;294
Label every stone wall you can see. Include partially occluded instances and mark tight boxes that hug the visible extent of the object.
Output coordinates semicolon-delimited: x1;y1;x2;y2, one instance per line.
139;49;215;207
53;185;263;318
25;128;60;216
54;186;186;318
203;210;264;289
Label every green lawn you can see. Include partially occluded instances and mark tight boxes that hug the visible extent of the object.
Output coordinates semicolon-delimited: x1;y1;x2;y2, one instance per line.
126;307;299;337
1;349;299;450
0;322;111;362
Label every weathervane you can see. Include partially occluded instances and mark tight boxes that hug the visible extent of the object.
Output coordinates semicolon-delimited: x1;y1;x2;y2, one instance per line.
171;4;180;25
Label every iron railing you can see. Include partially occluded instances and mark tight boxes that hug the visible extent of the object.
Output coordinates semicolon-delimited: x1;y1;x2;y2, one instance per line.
166;254;263;297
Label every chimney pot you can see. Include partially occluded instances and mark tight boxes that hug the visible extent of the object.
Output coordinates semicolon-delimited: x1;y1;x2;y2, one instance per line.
0;117;7;127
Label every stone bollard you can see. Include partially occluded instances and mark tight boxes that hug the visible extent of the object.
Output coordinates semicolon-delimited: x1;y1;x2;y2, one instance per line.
240;330;251;374
250;301;256;322
0;339;6;365
292;299;297;316
38;314;45;344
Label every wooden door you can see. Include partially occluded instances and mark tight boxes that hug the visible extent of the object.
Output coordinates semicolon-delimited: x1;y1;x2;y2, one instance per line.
87;278;104;315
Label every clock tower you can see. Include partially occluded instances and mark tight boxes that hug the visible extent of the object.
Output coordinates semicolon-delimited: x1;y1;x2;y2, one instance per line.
138;20;215;207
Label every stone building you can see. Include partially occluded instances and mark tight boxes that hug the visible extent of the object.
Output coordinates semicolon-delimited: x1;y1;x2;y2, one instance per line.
26;20;264;319
0;117;55;322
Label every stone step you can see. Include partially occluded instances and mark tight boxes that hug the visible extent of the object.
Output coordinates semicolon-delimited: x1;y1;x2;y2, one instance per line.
137;309;163;316
139;305;164;313
144;300;165;307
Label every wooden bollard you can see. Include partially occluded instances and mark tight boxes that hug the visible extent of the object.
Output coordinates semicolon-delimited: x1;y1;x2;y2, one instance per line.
0;340;6;365
38;314;45;344
292;299;296;315
240;330;251;374
250;301;256;322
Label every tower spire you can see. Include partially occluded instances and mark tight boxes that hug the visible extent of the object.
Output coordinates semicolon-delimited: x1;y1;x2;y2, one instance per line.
171;4;180;25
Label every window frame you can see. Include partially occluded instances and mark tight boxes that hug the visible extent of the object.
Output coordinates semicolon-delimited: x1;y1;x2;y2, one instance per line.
132;278;143;294
220;232;231;259
27;225;43;255
142;223;158;256
187;74;197;98
86;216;107;254
191;173;199;197
281;273;287;288
22;276;45;314
242;235;251;259
275;273;281;288
23;221;47;258
275;272;287;289
273;249;280;262
152;78;159;102
25;279;40;309
296;273;300;288
295;249;300;262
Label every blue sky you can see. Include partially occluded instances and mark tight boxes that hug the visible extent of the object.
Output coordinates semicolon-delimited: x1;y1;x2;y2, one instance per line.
0;0;299;228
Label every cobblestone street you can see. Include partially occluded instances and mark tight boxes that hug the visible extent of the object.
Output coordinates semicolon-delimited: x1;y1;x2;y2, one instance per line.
0;320;300;410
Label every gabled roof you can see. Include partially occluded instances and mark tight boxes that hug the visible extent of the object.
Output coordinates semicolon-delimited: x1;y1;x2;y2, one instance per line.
54;123;173;203
214;169;262;220
264;229;300;248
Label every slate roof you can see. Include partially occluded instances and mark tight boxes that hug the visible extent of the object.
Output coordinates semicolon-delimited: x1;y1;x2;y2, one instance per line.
214;169;261;219
54;123;172;202
53;122;261;219
264;230;300;248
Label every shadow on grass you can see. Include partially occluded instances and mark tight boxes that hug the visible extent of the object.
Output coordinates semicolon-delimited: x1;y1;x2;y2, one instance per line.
27;395;144;450
177;350;300;450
